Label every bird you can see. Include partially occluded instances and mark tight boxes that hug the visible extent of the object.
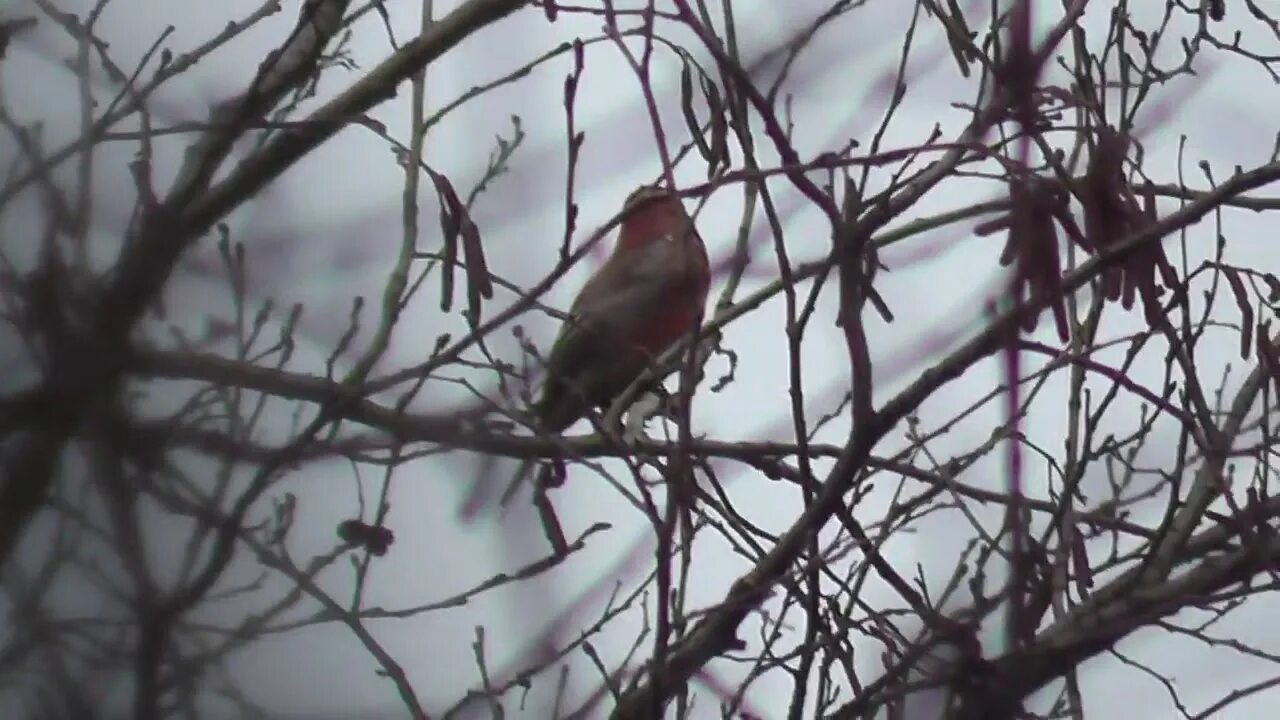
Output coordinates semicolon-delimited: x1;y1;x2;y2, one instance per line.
459;185;710;521
532;184;711;434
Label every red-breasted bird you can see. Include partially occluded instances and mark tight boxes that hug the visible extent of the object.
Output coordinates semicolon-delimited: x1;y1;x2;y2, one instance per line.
533;185;711;432
460;185;709;520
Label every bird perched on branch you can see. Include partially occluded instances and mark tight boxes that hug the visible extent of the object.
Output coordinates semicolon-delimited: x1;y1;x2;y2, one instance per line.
460;185;710;522
533;184;711;433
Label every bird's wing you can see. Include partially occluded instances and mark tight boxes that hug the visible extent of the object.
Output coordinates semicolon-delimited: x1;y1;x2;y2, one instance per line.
536;237;705;429
569;238;694;330
543;255;670;377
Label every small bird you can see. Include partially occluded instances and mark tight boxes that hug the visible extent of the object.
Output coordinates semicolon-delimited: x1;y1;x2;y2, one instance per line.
460;185;709;521
533;185;711;433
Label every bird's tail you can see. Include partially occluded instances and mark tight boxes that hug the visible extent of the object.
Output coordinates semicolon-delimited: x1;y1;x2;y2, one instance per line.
456;456;568;552
456;455;538;521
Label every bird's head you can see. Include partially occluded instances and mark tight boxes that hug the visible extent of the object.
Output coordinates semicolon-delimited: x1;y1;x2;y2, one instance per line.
616;185;693;252
623;184;675;209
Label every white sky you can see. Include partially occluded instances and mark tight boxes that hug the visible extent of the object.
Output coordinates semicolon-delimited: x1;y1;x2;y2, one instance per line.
3;0;1280;717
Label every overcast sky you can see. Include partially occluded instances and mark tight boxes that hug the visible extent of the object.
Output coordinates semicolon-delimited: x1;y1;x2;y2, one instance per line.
3;0;1280;718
